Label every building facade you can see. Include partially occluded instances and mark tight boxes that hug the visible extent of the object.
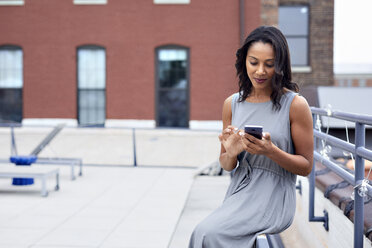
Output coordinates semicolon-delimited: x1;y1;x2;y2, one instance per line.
0;0;333;128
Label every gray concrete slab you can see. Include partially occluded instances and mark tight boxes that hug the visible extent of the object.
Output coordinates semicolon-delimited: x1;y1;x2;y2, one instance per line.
0;165;195;247
0;127;226;248
168;175;230;248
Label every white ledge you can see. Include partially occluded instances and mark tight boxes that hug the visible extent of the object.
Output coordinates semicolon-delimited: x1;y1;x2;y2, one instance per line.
0;0;24;5
189;120;222;131
154;0;190;4
73;0;107;5
22;118;78;127
105;119;156;129
292;66;312;73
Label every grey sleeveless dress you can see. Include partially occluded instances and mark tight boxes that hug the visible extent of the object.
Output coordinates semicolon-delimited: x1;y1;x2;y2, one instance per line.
189;91;298;248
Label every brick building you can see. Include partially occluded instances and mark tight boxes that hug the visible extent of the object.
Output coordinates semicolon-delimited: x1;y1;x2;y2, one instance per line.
0;0;333;128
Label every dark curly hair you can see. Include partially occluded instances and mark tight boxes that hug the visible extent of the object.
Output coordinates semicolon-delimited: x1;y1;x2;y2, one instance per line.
235;26;299;110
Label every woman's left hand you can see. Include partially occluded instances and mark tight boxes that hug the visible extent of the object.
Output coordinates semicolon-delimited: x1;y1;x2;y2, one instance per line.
241;132;274;155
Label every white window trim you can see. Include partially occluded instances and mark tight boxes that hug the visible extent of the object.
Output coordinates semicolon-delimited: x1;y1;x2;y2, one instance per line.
292;66;312;73
0;0;24;6
73;0;107;5
154;0;190;4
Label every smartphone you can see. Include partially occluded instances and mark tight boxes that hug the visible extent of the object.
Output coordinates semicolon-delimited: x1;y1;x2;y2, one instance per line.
244;125;263;139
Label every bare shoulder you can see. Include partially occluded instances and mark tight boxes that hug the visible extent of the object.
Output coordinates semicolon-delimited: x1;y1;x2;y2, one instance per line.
290;94;311;121
222;94;235;111
222;94;236;124
224;94;235;105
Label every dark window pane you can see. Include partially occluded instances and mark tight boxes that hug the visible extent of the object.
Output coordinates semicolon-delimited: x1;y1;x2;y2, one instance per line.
287;37;308;66
0;89;22;123
279;6;308;36
78;89;105;126
158;90;188;127
158;50;187;89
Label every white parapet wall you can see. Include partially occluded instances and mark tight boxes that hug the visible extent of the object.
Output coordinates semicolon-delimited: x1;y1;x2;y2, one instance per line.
281;176;372;248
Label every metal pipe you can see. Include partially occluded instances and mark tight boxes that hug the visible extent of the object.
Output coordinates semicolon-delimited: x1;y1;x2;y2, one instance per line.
11;125;18;156
356;147;372;161
309;114;328;230
309;115;317;221
314;129;355;154
354;123;365;248
314;151;355;185
311;107;372;126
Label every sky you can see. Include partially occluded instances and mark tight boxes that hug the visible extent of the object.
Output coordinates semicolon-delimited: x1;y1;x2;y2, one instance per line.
334;0;372;73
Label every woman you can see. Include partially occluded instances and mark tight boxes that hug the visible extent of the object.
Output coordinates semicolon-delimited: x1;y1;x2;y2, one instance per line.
189;26;313;248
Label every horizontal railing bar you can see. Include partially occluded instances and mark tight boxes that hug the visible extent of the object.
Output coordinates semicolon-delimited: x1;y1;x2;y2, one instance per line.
314;151;355;184
315;130;372;161
314;130;355;154
356;147;372;162
314;151;372;197
311;107;372;126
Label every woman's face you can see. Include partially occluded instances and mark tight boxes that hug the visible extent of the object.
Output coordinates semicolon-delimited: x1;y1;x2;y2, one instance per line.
246;41;275;91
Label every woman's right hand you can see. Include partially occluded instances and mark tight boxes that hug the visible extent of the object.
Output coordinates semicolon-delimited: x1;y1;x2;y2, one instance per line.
218;125;245;159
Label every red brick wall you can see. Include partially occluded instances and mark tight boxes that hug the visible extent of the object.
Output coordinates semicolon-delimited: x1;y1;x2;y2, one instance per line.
0;0;261;121
261;0;334;89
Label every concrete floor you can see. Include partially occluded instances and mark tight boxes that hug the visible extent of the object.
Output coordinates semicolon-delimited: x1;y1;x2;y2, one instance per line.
0;126;225;248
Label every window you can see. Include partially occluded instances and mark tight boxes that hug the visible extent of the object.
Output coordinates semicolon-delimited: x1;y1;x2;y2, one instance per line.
77;46;106;127
154;0;190;4
156;46;189;127
0;45;23;123
0;0;24;5
279;5;309;66
73;0;107;5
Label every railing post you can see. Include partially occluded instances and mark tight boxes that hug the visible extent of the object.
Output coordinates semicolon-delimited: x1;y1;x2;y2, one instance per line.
354;122;365;248
309;114;329;230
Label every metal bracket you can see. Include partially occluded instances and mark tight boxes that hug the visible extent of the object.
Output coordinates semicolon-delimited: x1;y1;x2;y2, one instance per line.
309;210;329;231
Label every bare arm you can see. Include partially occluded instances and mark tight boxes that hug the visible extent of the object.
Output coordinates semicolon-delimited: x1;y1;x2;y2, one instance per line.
218;95;244;171
241;95;313;176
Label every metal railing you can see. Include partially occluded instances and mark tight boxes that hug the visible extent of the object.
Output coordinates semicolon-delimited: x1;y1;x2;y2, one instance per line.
309;107;372;248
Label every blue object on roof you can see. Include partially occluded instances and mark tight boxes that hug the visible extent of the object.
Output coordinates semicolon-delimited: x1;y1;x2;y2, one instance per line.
10;155;37;165
10;155;37;185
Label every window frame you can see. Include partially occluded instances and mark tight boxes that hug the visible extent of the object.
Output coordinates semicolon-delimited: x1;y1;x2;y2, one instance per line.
76;45;106;127
279;4;310;67
0;45;23;123
155;45;190;128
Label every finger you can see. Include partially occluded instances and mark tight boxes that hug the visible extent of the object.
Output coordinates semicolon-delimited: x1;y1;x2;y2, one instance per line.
262;132;270;141
227;125;237;130
241;136;254;148
243;133;256;144
227;125;239;133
